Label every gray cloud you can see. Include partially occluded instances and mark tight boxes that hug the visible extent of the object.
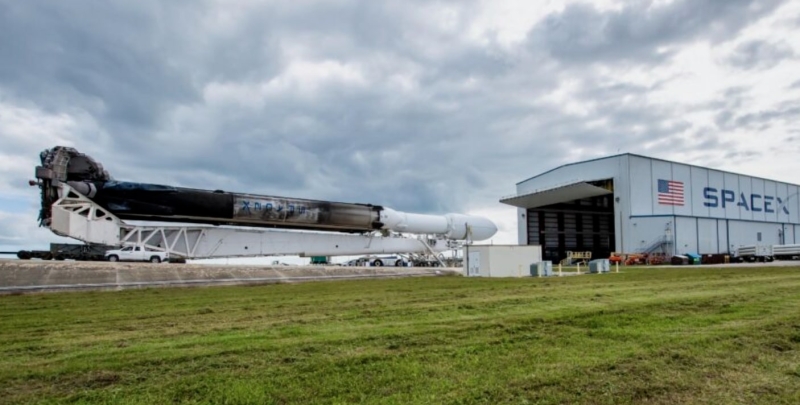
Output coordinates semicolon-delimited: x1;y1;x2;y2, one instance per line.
723;150;761;160
0;1;202;130
528;0;785;65
726;40;795;70
712;87;752;130
0;0;521;214
716;98;800;132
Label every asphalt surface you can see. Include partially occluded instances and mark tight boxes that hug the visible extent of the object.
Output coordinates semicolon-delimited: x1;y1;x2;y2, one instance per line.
0;259;460;294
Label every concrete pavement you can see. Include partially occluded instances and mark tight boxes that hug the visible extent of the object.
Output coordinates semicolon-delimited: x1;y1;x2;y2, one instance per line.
0;259;459;294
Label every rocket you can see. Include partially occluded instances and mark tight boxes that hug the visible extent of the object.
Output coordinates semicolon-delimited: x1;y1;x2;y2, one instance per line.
64;180;498;241
35;147;498;241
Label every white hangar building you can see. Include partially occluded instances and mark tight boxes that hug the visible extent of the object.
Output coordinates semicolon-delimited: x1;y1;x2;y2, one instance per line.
500;154;800;262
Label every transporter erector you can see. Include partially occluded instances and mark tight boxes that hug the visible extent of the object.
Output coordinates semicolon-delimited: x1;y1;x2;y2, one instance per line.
31;146;497;263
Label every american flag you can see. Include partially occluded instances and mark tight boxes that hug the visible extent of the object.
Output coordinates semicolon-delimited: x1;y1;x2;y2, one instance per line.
657;179;684;206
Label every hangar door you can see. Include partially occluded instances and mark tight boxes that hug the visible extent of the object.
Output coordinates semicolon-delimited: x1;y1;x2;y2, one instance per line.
527;194;615;262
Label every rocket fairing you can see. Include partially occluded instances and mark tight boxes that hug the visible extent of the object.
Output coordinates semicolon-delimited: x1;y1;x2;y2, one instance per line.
34;146;498;241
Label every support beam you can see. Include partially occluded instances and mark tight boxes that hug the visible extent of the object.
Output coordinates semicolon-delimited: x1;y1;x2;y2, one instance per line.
48;184;456;259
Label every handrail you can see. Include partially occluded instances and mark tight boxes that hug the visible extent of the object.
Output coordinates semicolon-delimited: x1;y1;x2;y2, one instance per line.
639;235;671;254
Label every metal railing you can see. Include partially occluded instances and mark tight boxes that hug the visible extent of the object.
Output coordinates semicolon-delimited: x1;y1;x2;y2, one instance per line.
639;235;672;255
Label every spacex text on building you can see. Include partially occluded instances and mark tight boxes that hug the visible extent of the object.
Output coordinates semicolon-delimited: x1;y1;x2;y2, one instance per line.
702;187;791;214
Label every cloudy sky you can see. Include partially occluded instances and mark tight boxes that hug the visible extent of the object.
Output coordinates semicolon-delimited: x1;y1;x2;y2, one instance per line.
1;0;799;257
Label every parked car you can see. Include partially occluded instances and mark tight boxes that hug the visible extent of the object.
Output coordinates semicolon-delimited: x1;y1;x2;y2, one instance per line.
367;255;409;267
340;256;409;267
105;246;169;263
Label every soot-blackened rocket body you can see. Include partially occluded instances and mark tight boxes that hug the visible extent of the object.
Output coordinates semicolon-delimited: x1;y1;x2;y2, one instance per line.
66;180;384;233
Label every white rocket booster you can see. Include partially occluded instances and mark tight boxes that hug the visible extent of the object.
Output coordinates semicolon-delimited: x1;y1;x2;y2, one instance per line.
379;208;497;241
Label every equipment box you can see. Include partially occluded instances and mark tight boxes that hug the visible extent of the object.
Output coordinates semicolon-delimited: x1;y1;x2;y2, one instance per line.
530;261;553;277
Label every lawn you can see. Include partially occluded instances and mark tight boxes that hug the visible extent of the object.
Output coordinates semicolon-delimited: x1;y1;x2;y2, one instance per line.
1;266;800;404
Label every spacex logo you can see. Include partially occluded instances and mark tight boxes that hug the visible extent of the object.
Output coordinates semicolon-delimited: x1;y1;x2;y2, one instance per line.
702;187;790;214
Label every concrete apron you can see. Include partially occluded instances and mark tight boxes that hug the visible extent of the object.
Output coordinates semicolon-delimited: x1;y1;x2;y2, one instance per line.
0;260;460;294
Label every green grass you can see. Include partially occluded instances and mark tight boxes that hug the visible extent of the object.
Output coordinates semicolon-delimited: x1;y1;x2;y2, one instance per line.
2;267;800;404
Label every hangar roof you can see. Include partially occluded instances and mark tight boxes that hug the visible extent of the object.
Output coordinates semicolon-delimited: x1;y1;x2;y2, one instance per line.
500;179;613;209
514;154;623;185
515;153;800;187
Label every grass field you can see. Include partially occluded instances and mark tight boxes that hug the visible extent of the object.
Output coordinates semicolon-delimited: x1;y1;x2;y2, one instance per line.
2;266;800;404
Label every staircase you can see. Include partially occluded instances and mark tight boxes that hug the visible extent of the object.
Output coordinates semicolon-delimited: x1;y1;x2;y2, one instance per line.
639;235;673;255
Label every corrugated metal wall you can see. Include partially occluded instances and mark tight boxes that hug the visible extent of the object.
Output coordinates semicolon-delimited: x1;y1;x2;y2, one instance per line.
626;155;800;254
628;155;800;224
515;154;800;257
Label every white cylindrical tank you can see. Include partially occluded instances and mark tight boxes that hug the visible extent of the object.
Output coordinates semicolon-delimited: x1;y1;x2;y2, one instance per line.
379;208;449;234
442;213;498;241
380;208;497;241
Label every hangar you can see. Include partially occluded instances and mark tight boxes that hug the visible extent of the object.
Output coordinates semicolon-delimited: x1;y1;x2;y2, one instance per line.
500;154;800;263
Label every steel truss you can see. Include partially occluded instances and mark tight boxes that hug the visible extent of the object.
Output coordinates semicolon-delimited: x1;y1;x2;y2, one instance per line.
48;184;456;260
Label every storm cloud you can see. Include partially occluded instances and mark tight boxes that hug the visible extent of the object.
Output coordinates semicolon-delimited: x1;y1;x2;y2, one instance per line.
1;0;799;249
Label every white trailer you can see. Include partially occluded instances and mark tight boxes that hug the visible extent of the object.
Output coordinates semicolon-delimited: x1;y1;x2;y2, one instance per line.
734;243;800;262
733;245;774;262
773;244;800;260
